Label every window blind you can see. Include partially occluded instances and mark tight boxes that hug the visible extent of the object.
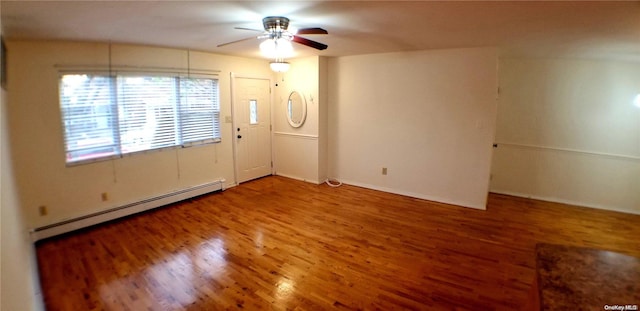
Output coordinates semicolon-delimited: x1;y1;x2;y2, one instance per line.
179;78;220;146
60;74;119;163
59;73;220;165
118;76;178;153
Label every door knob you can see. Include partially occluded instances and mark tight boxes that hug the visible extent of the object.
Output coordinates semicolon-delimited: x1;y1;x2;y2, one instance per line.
237;135;242;139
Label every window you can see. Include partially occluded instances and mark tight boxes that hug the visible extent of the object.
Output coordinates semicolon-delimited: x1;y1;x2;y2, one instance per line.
249;99;258;124
59;73;220;165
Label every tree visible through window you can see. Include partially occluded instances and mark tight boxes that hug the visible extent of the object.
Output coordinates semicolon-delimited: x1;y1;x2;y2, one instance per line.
59;73;220;165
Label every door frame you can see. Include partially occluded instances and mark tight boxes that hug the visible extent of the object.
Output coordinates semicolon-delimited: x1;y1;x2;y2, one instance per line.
230;72;274;185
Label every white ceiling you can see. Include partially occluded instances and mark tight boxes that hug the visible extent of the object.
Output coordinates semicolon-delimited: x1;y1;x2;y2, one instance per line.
2;1;640;62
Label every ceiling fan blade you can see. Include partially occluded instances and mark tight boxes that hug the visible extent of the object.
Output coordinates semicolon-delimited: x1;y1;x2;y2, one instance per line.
217;36;257;48
296;28;328;35
292;35;328;50
234;27;265;33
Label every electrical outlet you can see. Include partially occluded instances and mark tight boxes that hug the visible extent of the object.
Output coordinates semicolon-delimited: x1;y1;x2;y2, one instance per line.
382;167;388;175
101;192;109;201
39;205;48;216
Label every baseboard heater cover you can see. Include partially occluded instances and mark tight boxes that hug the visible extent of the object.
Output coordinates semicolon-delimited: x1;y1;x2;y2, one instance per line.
31;179;225;242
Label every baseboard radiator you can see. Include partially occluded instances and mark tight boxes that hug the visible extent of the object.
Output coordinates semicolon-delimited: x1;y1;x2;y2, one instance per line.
31;179;225;242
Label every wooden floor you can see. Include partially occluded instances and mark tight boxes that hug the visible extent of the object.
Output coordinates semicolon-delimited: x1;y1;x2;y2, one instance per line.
36;176;640;310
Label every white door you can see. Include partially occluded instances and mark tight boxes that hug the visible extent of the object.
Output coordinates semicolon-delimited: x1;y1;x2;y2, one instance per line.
234;77;272;183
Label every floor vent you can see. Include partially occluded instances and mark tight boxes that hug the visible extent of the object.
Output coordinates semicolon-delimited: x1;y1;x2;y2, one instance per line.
31;180;225;241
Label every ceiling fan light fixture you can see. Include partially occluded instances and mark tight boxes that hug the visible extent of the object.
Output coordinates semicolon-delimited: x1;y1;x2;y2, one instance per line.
270;61;291;73
259;38;294;58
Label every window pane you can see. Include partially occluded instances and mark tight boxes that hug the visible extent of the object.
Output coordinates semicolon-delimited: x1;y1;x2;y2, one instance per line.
179;78;220;144
249;100;258;125
118;76;177;153
59;74;118;163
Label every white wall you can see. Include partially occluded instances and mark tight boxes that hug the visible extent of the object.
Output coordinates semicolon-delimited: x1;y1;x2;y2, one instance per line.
273;56;328;184
328;47;498;209
1;43;44;310
491;58;640;214
7;41;272;229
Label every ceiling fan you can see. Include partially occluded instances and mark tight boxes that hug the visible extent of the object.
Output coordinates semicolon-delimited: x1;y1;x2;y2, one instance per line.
218;16;328;52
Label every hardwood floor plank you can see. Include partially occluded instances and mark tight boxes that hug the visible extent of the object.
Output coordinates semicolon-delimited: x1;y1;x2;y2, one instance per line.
36;176;640;310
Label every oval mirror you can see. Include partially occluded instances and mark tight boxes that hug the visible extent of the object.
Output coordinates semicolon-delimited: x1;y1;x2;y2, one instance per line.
287;91;307;128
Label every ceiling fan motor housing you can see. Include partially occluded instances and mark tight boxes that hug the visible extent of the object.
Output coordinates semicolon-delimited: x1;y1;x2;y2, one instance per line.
263;16;290;32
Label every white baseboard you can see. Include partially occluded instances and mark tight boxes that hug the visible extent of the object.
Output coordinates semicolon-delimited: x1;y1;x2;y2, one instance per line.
274;172;323;185
30;179;225;241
